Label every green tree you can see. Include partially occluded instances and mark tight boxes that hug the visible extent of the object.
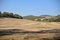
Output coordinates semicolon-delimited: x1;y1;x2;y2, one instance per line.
2;12;10;17
9;13;14;18
13;14;23;19
0;12;1;17
0;11;2;17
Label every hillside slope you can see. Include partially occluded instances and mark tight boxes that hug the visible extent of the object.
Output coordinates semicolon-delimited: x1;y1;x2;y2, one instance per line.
0;18;60;31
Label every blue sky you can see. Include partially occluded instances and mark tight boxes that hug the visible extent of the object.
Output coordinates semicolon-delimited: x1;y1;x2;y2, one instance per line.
0;0;60;16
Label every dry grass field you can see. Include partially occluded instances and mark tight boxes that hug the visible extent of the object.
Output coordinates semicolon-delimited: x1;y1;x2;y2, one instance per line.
0;33;58;40
0;18;60;31
0;33;60;40
0;18;60;40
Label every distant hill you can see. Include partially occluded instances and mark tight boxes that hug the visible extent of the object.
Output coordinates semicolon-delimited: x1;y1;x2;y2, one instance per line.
40;15;51;16
23;15;39;20
24;15;60;22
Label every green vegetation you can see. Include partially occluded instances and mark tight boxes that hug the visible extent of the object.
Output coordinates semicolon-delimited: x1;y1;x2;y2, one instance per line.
23;15;39;20
48;15;60;22
24;34;60;40
0;12;23;19
24;15;60;22
0;11;60;22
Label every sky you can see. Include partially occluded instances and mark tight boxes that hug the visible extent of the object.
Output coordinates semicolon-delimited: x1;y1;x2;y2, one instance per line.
0;0;60;16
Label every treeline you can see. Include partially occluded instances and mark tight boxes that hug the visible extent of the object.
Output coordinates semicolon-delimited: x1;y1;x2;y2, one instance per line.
0;12;23;19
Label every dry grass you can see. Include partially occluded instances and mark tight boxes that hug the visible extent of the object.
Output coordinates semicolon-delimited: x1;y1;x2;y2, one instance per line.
0;18;60;40
0;33;58;40
0;18;60;31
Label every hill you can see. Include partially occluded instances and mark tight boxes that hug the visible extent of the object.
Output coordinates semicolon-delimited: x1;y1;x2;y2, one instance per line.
23;15;60;22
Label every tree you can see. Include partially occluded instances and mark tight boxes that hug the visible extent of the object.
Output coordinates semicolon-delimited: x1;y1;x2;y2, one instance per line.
2;12;10;17
0;11;2;17
13;14;23;19
0;12;23;19
9;13;14;18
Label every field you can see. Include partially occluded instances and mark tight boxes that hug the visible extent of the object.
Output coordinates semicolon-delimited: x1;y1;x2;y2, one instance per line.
0;33;60;40
0;18;60;40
